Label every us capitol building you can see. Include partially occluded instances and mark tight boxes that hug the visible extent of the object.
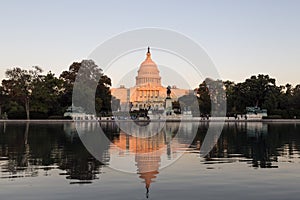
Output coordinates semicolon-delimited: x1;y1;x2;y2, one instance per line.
111;47;191;111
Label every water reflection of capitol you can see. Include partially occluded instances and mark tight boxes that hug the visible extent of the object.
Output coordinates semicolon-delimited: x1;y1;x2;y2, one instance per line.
113;130;163;193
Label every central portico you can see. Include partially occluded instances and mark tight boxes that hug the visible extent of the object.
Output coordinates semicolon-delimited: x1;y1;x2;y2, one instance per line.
131;47;166;110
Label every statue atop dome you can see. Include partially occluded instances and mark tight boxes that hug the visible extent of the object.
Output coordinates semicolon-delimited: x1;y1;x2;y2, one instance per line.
145;46;152;60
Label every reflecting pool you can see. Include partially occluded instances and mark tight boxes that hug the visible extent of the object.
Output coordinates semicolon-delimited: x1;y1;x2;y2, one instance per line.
0;122;300;200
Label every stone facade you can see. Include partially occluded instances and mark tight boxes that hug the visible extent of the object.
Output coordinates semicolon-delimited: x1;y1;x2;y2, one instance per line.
111;47;190;111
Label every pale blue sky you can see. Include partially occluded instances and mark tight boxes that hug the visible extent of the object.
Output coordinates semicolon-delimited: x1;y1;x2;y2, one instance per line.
0;0;299;86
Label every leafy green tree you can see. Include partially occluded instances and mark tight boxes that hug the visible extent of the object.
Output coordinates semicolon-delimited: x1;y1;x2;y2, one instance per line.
205;79;226;116
277;84;292;110
223;80;236;114
226;74;281;114
243;75;276;108
59;60;112;116
178;94;200;116
292;85;300;109
31;71;64;116
0;86;6;117
2;67;42;119
197;81;211;115
96;74;112;115
0;86;3;115
221;74;300;117
111;96;121;112
60;62;81;108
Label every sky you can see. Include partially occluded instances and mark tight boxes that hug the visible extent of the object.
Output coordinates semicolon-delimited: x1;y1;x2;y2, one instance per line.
0;0;299;87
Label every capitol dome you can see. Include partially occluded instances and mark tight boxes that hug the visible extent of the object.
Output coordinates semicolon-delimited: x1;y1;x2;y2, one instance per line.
136;47;161;87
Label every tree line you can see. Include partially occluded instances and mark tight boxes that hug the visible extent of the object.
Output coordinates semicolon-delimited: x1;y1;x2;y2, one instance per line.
1;61;300;119
0;60;112;119
196;74;300;118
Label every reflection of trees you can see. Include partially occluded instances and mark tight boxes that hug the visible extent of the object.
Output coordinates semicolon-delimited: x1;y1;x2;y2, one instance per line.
57;138;103;184
196;122;300;168
0;122;36;178
2;121;300;184
0;123;109;183
249;133;274;168
192;122;209;149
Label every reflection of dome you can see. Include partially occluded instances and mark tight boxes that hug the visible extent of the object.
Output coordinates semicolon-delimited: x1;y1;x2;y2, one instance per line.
112;131;163;197
136;47;161;87
139;170;159;198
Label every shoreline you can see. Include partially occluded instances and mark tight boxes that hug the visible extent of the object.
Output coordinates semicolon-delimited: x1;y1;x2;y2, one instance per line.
1;119;300;123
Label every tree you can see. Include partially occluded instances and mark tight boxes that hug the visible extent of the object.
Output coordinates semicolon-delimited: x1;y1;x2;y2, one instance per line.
225;74;281;114
111;96;121;112
197;81;211;115
292;85;300;109
2;67;42;119
244;74;277;108
178;94;200;117
96;74;112;115
0;86;5;117
31;71;64;116
205;79;226;116
223;80;236;114
59;60;112;116
60;62;81;108
221;74;298;117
